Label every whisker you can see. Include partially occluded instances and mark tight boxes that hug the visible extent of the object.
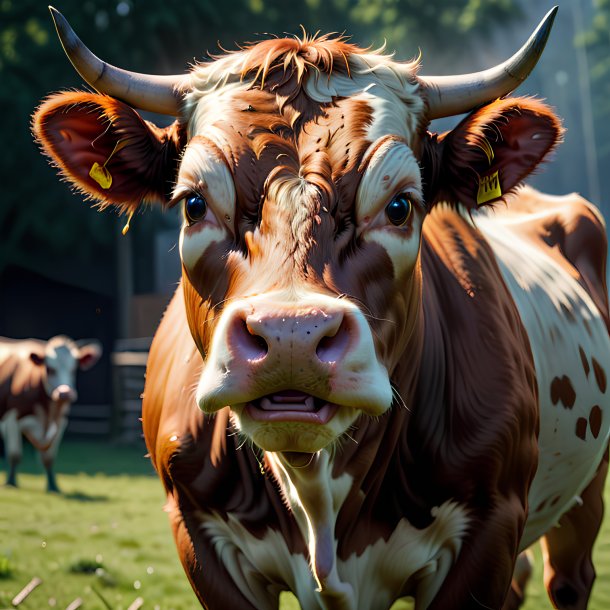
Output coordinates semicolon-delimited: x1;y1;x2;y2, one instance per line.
344;432;358;445
392;385;410;412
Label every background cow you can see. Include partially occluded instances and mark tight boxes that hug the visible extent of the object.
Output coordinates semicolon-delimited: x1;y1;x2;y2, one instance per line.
0;335;101;491
32;7;610;610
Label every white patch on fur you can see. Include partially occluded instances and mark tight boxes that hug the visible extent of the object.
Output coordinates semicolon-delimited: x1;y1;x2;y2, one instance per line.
356;140;422;222
476;210;610;548
363;227;422;279
201;495;469;610
42;343;78;398
184;49;424;145
177;142;235;270
186;79;249;142
179;222;226;271
356;139;423;278
176;142;236;221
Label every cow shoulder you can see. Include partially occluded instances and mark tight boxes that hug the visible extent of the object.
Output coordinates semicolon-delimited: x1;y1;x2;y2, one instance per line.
490;186;609;328
415;207;538;498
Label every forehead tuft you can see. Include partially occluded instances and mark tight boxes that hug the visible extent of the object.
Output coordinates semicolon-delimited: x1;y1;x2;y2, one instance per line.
183;33;425;146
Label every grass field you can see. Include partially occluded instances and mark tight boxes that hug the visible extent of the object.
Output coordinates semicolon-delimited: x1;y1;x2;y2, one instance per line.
1;441;610;609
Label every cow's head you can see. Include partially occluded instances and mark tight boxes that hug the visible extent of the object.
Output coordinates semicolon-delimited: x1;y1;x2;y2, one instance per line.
30;336;102;403
33;9;561;454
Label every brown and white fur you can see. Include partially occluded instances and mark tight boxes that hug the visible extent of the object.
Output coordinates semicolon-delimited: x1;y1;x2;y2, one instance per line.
0;335;101;491
33;29;609;610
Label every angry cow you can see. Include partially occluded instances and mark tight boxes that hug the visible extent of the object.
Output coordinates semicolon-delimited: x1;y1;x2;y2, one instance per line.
32;6;610;609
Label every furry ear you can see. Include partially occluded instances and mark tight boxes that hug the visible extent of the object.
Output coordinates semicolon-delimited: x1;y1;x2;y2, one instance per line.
32;92;186;214
421;97;563;209
75;340;103;371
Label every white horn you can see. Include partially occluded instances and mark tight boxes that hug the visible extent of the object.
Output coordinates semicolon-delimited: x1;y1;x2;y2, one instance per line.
419;6;558;119
49;6;190;115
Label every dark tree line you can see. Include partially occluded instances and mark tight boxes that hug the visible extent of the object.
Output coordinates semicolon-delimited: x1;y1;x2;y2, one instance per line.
0;0;536;290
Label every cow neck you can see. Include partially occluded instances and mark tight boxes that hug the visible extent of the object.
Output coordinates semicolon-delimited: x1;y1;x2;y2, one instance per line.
266;449;356;608
332;274;427;556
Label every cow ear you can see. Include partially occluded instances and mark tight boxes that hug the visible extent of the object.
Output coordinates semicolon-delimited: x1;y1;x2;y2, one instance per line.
30;352;45;366
75;340;103;371
421;97;563;209
32;92;186;214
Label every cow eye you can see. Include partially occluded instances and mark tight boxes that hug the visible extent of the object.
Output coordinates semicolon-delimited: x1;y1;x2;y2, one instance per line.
385;194;413;227
184;195;208;224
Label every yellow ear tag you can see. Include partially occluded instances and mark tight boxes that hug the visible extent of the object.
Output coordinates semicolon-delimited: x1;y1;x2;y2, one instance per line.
477;170;502;205
88;139;130;190
89;162;113;189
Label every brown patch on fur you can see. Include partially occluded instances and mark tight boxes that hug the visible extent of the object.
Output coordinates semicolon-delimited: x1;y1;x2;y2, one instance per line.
589;405;602;439
550;376;576;409
0;340;47;419
579;346;590;378
401;206;539;609
233;33;364;126
592;358;607;393
576;417;588;441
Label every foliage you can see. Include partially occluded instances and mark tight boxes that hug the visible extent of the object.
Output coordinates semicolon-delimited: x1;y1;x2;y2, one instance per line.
0;0;521;288
581;0;610;164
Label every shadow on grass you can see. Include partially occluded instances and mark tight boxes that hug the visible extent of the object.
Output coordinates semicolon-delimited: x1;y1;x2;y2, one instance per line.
62;490;110;502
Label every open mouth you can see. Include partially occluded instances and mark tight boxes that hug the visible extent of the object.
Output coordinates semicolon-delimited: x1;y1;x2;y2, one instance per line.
244;390;339;424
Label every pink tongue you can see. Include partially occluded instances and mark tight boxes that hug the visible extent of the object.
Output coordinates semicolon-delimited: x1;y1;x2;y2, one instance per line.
260;393;317;412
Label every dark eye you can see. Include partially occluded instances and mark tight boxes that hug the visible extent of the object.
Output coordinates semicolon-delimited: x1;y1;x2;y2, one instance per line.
385;194;413;227
185;195;208;224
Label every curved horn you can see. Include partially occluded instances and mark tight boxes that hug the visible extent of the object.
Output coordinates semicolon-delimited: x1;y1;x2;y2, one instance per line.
419;6;558;119
49;6;188;115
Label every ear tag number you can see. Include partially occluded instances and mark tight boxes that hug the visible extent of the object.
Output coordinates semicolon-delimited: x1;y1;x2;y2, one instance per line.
477;170;502;205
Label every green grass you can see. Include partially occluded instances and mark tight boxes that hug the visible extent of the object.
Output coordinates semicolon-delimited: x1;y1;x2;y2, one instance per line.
1;441;610;609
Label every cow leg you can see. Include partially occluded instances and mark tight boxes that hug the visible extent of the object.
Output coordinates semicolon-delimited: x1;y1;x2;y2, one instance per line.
0;410;22;487
39;416;68;493
502;550;534;610
541;448;609;610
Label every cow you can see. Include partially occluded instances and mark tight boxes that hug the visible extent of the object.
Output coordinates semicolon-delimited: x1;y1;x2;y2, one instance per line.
32;6;610;609
0;335;101;492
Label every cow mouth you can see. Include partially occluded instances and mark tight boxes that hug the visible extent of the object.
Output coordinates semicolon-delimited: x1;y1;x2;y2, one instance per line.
244;390;339;424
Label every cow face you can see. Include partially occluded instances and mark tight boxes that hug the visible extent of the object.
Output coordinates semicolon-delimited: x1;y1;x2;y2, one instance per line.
173;59;433;453
30;336;102;403
33;13;561;454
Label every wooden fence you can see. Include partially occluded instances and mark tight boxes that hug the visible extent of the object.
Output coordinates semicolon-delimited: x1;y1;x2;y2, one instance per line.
65;338;151;444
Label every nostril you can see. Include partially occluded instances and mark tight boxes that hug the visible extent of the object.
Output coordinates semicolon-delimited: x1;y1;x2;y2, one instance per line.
230;316;268;362
316;317;351;364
